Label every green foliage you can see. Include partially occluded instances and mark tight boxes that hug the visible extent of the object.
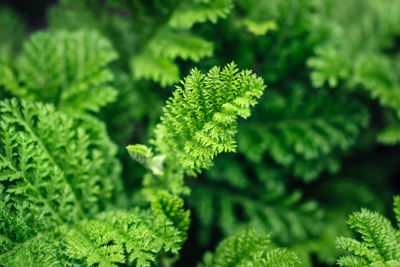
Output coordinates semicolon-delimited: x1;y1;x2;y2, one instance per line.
129;62;265;199
378;124;400;145
308;0;400;144
130;0;232;86
151;62;265;175
337;196;400;267
0;98;187;266
0;30;117;114
2;0;400;266
66;195;188;267
199;228;301;266
0;99;118;217
131;31;213;87
180;1;382;265
48;0;232;87
238;87;369;182
190;171;323;244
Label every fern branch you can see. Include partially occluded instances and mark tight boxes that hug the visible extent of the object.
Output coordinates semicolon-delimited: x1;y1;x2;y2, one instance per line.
0;130;66;224
238;87;368;181
134;0;185;56
336;196;400;266
150;62;265;175
11;101;86;218
130;0;232;86
199;228;301;266
189;177;321;244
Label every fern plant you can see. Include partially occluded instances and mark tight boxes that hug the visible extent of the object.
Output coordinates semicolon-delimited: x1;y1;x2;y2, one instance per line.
0;59;266;265
199;228;301;266
336;196;400;266
46;0;235;154
152;62;265;174
0;98;189;266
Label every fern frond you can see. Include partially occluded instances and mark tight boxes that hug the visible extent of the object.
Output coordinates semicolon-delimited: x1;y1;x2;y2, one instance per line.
0;98;114;263
1;191;188;267
378;124;400;145
132;30;214;86
66;193;188;267
130;0;232;86
169;0;233;29
238;87;368;181
131;51;180;87
0;98;118;220
0;30;117;113
189;169;323;246
199;228;301;267
127;144;165;176
151;62;265;175
148;30;214;62
336;196;400;266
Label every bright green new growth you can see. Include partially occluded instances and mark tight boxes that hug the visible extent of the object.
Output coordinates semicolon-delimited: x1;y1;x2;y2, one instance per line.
150;63;265;176
0;30;117;114
336;196;400;267
127;144;165;175
0;99;188;266
199;228;301;267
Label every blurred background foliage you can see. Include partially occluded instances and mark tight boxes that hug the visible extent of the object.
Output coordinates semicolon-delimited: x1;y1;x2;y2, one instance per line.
0;0;399;266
